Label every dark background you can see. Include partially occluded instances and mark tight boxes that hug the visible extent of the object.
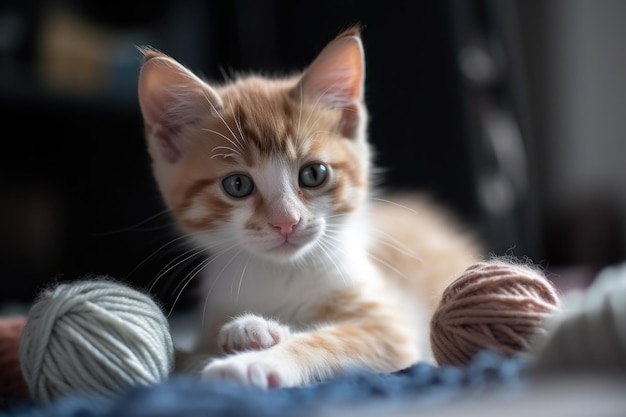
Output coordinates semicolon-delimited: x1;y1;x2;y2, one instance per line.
1;0;624;310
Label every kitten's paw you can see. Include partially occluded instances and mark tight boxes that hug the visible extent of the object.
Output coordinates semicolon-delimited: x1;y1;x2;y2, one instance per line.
201;350;300;389
218;314;291;354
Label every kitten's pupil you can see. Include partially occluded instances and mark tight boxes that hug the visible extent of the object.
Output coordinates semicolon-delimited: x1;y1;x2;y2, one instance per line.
299;164;328;188
222;174;254;198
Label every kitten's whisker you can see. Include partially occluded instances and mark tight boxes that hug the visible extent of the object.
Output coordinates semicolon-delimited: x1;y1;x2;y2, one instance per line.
149;246;207;293
301;83;336;138
202;128;243;154
321;230;409;280
370;228;423;262
233;104;249;148
324;223;422;263
300;107;334;145
129;233;195;281
301;118;325;142
234;255;251;304
166;238;240;319
316;239;347;286
211;145;240;153
169;255;207;296
303;104;357;141
204;95;245;153
326;221;420;260
211;153;240;160
202;245;244;328
125;224;177;233
367;253;409;280
371;198;419;215
332;105;358;113
143;231;233;290
322;230;360;254
296;81;304;141
166;238;239;315
210;145;241;160
324;213;350;220
303;130;334;142
166;256;212;317
221;94;246;152
91;209;172;236
301;79;354;140
297;81;347;153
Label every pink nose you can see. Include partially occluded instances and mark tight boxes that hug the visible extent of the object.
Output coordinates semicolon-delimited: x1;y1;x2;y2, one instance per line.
270;217;300;236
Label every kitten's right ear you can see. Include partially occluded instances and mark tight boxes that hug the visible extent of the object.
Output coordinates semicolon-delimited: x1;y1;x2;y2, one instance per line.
137;47;223;162
299;27;365;139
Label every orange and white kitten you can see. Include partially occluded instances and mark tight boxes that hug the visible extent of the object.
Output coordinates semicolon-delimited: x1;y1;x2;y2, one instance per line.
137;27;481;389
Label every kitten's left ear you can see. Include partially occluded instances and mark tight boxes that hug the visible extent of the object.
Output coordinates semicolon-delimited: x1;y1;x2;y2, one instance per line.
299;27;365;138
137;47;223;163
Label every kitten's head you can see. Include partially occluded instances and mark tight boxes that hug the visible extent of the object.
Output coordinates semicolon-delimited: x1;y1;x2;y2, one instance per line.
137;27;371;263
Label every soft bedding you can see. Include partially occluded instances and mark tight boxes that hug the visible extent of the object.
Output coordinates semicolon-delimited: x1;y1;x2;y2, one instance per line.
3;351;527;417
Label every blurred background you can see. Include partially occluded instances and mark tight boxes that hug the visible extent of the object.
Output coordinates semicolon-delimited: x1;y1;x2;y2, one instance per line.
1;0;625;311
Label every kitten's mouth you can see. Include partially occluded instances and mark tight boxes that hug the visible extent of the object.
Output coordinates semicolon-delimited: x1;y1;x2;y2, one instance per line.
263;236;311;260
250;226;322;261
271;239;301;253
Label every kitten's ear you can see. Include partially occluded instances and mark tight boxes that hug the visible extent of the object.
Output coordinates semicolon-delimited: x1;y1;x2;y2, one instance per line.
137;47;223;162
299;27;365;138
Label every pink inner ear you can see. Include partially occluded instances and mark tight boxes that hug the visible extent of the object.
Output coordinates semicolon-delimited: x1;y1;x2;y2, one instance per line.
138;54;223;164
154;126;182;163
142;92;185;163
339;104;360;138
301;36;364;107
299;36;365;139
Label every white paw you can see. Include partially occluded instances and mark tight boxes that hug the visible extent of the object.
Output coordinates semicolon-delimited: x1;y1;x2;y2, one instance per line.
201;350;300;389
218;314;291;354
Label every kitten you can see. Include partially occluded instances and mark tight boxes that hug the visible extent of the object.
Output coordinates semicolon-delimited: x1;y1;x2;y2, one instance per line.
137;26;482;389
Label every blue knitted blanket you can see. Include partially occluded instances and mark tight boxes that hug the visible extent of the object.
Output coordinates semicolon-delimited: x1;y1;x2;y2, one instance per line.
4;351;529;417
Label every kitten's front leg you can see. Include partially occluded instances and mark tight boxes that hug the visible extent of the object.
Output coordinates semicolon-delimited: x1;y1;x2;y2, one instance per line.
218;313;291;354
202;313;296;388
201;305;417;389
202;348;300;388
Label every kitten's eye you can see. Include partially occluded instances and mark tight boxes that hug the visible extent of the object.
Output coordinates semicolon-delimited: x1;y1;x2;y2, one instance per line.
222;174;255;198
299;163;328;188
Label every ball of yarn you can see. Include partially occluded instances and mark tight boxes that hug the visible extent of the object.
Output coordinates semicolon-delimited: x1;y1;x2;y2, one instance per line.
430;260;560;366
19;277;174;403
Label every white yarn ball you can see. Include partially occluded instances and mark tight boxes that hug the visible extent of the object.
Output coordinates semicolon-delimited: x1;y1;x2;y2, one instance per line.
19;277;174;403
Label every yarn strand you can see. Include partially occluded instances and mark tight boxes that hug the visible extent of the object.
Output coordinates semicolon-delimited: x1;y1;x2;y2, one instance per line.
19;277;174;403
430;260;560;366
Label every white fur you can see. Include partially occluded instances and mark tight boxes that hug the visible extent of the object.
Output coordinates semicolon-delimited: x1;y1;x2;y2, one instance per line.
194;178;374;322
202;345;303;388
217;313;291;354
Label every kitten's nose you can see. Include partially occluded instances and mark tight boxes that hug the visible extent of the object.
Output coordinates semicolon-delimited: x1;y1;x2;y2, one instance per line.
270;217;300;237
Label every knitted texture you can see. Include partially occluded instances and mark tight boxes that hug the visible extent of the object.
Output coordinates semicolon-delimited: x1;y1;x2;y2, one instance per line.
430;260;560;366
6;350;529;417
19;278;174;403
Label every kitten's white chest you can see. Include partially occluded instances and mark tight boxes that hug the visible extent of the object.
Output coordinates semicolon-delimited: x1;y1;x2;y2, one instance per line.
199;257;333;324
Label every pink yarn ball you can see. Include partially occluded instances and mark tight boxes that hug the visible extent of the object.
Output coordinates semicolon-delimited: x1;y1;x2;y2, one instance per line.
430;260;561;366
